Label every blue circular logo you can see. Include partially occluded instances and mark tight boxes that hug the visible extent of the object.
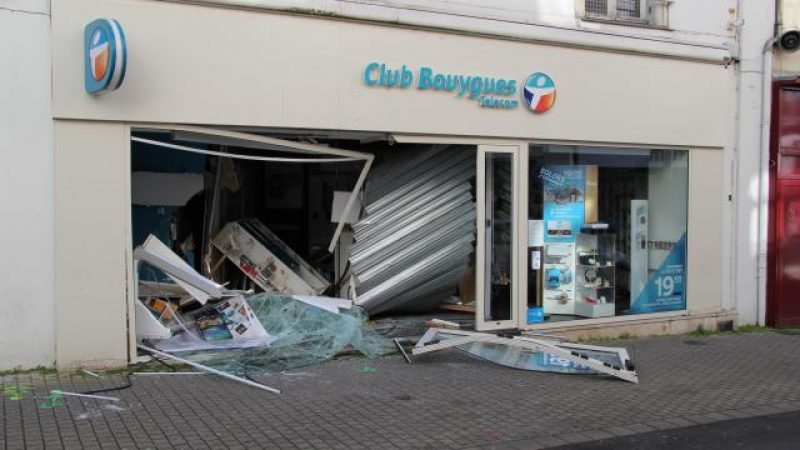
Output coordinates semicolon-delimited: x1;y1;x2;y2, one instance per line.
522;73;556;113
84;19;127;94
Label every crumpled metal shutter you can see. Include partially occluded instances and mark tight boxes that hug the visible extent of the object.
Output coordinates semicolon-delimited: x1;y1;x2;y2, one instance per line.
350;146;476;314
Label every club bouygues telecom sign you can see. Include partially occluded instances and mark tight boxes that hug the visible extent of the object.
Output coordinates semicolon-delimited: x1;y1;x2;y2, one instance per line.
363;62;556;113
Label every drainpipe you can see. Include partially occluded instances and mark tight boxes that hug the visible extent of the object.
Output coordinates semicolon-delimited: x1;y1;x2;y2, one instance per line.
756;0;782;325
755;0;781;326
756;35;775;326
734;0;776;326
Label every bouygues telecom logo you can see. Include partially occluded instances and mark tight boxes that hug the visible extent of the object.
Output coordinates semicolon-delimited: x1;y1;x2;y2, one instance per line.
84;19;127;94
362;63;556;114
522;72;556;114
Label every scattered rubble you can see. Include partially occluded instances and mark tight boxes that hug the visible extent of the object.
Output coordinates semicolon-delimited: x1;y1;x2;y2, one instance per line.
133;235;393;393
133;229;638;394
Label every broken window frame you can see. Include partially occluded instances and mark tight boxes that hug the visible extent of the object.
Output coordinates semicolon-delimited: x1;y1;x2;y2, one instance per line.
131;125;375;254
129;125;375;359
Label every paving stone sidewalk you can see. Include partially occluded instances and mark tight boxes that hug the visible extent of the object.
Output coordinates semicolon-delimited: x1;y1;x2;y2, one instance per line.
3;331;800;449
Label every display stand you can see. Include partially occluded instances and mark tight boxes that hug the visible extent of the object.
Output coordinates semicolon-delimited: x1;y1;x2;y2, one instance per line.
542;243;576;315
574;230;616;318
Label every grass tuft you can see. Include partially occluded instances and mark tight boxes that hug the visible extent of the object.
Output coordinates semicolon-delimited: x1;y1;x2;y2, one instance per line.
687;325;715;337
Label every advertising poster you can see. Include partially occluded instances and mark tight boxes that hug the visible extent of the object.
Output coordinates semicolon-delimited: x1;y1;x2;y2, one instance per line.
629;200;648;301
631;233;686;313
541;166;585;243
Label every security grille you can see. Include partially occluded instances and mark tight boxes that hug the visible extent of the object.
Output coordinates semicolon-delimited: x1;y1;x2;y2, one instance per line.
585;0;608;16
617;0;641;18
584;0;646;21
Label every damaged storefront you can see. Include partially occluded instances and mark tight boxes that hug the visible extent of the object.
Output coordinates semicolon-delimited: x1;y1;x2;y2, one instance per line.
52;0;733;369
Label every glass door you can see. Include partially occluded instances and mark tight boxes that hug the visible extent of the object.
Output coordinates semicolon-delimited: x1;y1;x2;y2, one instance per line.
477;145;521;330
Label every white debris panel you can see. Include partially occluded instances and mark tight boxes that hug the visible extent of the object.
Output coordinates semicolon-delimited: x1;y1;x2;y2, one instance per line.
212;219;330;296
413;328;639;383
350;146;476;314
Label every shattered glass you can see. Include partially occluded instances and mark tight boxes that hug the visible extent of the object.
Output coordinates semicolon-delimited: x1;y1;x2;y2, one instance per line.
177;293;395;375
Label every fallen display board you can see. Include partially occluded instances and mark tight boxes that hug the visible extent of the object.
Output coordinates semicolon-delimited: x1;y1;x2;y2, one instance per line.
413;328;638;383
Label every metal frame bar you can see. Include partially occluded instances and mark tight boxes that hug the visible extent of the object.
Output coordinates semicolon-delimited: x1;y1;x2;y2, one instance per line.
138;344;281;394
131;137;360;163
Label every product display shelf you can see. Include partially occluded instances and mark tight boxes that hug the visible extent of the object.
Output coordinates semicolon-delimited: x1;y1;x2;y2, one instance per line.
574;231;616;318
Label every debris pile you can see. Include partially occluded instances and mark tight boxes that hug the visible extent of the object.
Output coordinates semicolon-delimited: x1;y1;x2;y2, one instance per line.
177;293;394;376
134;234;392;393
133;227;638;394
134;234;274;352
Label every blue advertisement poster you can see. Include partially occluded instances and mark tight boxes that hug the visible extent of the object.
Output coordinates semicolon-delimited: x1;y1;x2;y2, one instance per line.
541;166;585;243
631;233;687;313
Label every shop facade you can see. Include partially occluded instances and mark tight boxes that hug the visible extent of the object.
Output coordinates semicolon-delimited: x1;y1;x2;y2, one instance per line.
45;0;738;368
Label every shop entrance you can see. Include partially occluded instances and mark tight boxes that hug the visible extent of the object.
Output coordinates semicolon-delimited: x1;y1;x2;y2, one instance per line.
772;180;800;326
476;145;521;330
768;82;800;327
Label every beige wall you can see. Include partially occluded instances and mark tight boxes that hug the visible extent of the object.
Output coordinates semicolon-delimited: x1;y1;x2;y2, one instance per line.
53;0;732;149
687;148;726;314
775;1;800;76
0;0;55;369
54;121;131;369
774;50;800;76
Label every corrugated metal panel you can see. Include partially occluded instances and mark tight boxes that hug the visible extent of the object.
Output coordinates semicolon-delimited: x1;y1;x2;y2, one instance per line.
351;146;476;314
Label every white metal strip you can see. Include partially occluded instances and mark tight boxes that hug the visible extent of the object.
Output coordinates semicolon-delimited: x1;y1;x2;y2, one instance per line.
132;137;359;163
136;124;374;159
412;335;491;355
138;344;281;394
329;157;372;253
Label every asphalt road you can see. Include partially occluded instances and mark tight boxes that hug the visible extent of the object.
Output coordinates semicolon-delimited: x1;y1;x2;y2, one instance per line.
553;410;800;450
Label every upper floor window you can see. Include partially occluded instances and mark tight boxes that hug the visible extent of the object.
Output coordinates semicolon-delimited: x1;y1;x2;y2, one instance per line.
583;0;652;24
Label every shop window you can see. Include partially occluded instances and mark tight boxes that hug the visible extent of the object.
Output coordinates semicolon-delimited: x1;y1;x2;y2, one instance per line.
527;145;688;322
